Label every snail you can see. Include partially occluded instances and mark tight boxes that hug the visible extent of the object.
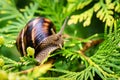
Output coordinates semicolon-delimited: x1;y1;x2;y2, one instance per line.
16;17;68;63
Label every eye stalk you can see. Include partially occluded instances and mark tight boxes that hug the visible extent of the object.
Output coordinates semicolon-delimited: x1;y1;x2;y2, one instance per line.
58;16;69;35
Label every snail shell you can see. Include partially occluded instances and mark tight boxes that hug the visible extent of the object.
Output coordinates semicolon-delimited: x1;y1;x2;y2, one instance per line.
16;17;67;63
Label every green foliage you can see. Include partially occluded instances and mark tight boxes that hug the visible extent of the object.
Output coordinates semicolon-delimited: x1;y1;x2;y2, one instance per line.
0;0;38;47
68;0;120;27
38;29;120;80
0;0;120;80
35;0;68;30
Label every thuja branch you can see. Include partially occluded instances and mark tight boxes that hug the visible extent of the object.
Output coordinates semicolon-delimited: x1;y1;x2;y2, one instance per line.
78;51;119;78
18;59;54;74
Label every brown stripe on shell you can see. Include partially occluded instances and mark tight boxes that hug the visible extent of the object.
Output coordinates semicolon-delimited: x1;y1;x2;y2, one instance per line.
31;27;36;47
43;18;56;34
31;18;41;46
43;22;49;27
44;18;51;23
21;28;26;56
16;29;24;56
42;22;51;35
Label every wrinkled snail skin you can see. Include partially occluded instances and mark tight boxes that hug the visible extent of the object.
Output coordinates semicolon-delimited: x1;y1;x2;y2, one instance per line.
16;17;67;63
36;45;60;63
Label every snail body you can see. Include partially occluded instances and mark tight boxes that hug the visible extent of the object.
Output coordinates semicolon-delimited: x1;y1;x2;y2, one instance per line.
16;17;67;63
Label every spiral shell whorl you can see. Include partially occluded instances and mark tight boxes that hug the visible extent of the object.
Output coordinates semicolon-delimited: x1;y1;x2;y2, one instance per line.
16;17;56;56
